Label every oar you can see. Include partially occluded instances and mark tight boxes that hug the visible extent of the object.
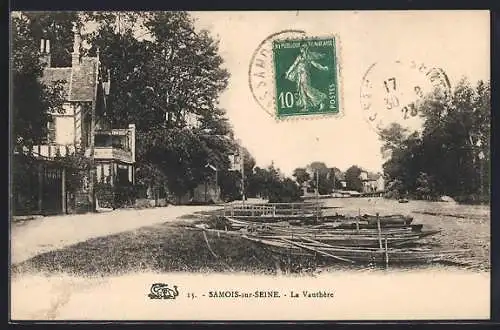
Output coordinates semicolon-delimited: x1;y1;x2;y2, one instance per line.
279;238;356;264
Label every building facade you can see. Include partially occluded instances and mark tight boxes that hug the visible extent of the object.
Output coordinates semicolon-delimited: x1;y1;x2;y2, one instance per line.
360;171;385;193
18;25;136;214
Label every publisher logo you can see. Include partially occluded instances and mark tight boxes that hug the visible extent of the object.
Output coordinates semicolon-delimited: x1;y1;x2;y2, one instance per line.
148;283;179;300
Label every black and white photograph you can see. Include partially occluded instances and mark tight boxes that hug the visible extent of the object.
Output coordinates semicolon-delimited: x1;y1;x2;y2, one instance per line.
10;10;490;320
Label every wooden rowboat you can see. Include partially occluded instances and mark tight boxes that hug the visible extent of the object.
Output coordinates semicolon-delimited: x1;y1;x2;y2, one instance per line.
249;230;440;248
243;236;466;264
323;223;423;232
256;226;428;237
225;213;414;226
224;217;425;236
361;214;414;225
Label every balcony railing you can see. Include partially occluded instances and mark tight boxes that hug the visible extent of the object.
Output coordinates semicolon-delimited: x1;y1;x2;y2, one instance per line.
28;145;77;158
92;147;134;164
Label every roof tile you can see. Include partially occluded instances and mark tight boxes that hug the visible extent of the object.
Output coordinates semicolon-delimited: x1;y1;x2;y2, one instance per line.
69;57;98;101
40;57;98;102
40;67;72;98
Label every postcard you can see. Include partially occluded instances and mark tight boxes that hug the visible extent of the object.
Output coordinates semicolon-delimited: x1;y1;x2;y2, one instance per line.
10;10;490;321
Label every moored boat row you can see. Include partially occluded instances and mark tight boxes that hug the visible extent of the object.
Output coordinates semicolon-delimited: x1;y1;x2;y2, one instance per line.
242;235;467;264
205;202;466;266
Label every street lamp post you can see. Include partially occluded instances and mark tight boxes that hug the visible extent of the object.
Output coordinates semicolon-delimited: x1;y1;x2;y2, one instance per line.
236;139;245;205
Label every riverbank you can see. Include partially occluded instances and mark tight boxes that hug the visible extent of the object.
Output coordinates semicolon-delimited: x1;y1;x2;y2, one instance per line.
11;197;490;275
10;197;490;320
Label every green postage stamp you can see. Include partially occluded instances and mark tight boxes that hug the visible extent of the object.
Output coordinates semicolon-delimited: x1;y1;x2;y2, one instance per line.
272;37;340;118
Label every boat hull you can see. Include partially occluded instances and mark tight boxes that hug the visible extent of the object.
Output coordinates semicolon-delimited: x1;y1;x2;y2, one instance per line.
244;236;464;264
252;232;439;248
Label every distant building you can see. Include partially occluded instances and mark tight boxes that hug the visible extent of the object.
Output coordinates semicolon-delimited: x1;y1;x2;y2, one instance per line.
337;172;347;189
359;171;385;193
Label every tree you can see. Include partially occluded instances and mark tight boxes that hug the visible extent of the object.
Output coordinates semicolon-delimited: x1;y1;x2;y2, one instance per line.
292;167;310;186
85;12;229;131
379;78;490;203
12;13;70;215
22;11;80;67
82;12;233;201
307;162;337;194
219;169;241;202
385;178;404;199
415;172;435;200
268;178;302;203
247;164;301;203
308;162;329;175
379;123;410;156
12;13;66;152
345;165;363;192
328;167;343;190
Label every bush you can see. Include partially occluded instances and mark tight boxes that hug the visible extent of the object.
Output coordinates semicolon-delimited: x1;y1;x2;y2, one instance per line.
115;182;138;207
268;179;302;203
95;183;115;208
95;182;138;209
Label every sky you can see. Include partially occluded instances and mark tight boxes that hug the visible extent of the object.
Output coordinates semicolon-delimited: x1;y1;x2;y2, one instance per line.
191;10;490;176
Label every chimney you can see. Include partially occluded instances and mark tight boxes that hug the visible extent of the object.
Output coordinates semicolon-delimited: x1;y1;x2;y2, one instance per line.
71;22;81;67
39;39;51;67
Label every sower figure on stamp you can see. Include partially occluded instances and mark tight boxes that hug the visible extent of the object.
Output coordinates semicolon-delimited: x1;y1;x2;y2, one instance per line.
285;43;329;112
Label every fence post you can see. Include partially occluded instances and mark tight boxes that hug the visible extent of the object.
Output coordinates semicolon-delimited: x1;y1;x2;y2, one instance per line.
385;237;389;268
37;162;43;214
377;213;382;249
62;167;67;214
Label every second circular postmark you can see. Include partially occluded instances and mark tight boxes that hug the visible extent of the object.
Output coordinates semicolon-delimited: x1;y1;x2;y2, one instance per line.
360;60;452;135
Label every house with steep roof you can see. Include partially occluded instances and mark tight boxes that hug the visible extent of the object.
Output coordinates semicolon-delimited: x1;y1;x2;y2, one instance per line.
359;170;385;193
21;24;136;214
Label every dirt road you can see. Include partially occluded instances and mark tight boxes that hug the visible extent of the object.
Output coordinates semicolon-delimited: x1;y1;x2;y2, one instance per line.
10;205;221;265
9;198;490;320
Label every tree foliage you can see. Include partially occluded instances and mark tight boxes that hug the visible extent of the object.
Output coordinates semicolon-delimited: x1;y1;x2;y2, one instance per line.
345;165;363;192
85;12;229;131
292;162;344;195
21;11;80;67
292;167;310;186
12;13;66;151
380;79;490;203
12;11;238;203
247;164;301;203
73;12;232;199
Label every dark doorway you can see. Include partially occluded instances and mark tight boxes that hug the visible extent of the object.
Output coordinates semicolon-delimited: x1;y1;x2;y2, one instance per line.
41;165;63;215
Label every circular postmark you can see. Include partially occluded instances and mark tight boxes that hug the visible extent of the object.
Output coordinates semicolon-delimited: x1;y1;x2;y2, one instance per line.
248;30;307;117
360;60;452;135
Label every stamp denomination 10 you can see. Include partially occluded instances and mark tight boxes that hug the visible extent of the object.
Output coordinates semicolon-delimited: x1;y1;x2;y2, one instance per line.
272;37;340;118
